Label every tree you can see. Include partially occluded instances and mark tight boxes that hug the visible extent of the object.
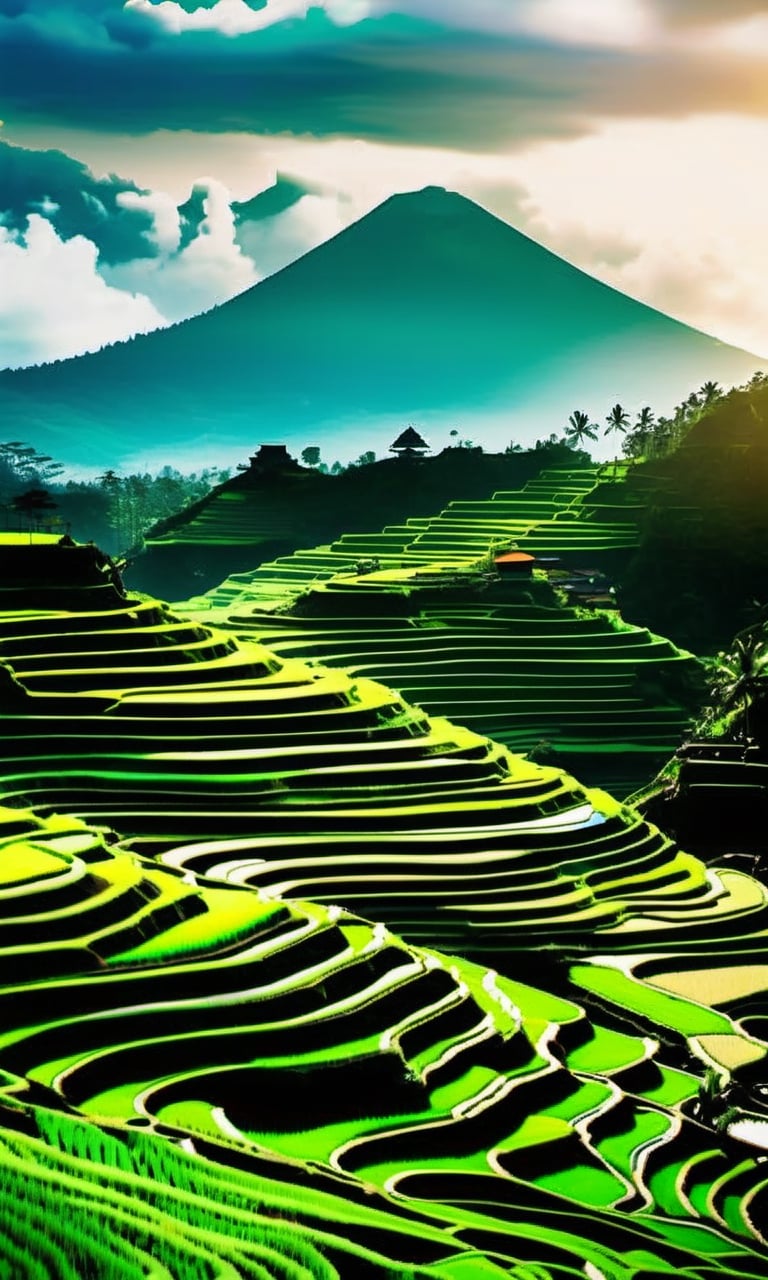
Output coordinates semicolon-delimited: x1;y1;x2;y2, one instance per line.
0;442;64;512
604;404;630;475
564;410;598;450
700;380;722;408
604;404;630;439
301;446;321;468
710;628;768;745
12;487;58;540
623;405;655;459
650;417;673;459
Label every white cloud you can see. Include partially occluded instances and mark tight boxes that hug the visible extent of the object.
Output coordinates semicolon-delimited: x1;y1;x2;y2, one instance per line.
0;215;164;370
122;0;372;37
116;188;181;254
508;113;768;357
5;114;768;368
676;12;768;55
517;0;657;47
354;0;658;42
104;178;259;322
235;190;349;277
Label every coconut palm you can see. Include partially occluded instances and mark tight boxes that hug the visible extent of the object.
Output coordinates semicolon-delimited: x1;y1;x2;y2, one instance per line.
564;410;598;449
712;629;768;745
628;405;655;459
700;380;722;407
651;417;673;458
603;404;630;475
604;404;630;438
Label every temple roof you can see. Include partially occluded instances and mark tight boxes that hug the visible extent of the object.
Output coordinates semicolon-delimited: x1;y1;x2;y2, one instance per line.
390;427;429;453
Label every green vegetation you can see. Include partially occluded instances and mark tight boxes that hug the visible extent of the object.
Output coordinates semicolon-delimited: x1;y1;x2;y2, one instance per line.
0;439;230;554
1;409;768;1280
173;464;702;798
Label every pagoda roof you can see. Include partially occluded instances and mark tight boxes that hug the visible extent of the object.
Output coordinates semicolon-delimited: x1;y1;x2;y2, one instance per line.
390;426;429;452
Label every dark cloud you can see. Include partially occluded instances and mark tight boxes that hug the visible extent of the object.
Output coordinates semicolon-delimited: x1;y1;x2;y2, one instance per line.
584;49;768;123
232;174;318;224
175;183;208;252
176;173;308;257
0;141;158;262
0;2;767;161
0;13;607;149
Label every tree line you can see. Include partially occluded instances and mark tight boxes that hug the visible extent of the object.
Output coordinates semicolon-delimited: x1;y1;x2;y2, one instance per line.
0;442;230;553
562;380;729;458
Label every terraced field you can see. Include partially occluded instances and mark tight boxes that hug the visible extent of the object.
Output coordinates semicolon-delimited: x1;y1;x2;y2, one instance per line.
0;539;730;961
181;465;639;616
2;804;768;1278
176;466;698;797
134;444;563;601
3;535;768;1276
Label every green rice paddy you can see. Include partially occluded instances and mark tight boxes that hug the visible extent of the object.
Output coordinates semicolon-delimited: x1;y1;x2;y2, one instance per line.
1;523;768;1276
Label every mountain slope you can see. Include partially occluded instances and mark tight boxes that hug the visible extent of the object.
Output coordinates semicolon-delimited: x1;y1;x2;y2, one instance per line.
0;186;761;470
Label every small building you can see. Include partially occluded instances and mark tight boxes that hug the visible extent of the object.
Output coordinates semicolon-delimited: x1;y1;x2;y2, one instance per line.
247;444;299;472
494;551;535;578
390;427;430;457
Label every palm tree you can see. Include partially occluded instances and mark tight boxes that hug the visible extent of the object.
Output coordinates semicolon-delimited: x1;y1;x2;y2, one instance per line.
630;405;655;459
604;404;630;438
700;380;722;407
651;417;673;458
712;629;768;746
604;404;630;476
564;410;598;450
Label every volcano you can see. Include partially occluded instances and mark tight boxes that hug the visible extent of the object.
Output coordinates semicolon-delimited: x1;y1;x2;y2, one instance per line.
0;185;761;470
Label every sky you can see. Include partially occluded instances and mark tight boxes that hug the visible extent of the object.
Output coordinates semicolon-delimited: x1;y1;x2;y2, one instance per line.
1;0;768;369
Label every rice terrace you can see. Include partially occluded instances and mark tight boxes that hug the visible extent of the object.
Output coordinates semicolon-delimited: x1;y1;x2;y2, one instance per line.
2;14;768;1268
1;367;768;1275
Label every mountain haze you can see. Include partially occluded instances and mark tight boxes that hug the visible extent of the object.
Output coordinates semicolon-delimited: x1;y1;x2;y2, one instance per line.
0;186;762;470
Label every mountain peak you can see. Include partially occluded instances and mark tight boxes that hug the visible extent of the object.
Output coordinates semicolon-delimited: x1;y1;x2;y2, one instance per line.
0;184;761;472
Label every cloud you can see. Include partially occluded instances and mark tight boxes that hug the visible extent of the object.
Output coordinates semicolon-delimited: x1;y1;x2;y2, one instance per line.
102;178;259;321
615;240;768;361
234;187;349;278
686;13;768;56
0;140;157;264
122;0;372;37
517;0;657;49
652;1;767;27
0;140;284;357
0;215;164;368
508;113;768;357
4;0;766;164
0;5;638;149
